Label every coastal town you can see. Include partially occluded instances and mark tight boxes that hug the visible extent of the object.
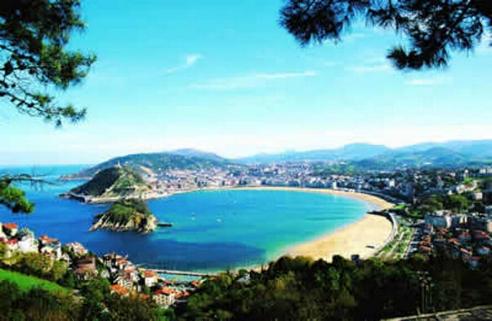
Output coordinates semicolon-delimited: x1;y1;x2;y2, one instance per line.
3;160;492;312
0;222;201;308
144;162;492;267
2;0;492;318
139;161;487;202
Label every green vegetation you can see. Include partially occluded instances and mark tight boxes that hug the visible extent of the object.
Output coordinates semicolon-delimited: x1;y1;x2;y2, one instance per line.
0;245;167;320
0;0;95;126
0;177;34;213
0;276;169;321
392;204;407;211
0;281;77;321
77;277;169;321
74;151;236;178
0;245;72;286
463;177;475;187
312;163;362;176
403;193;473;219
101;199;152;221
355;148;477;170
0;0;95;217
92;199;157;232
281;0;491;70
176;255;492;321
417;194;471;214
0;268;68;294
70;166;150;200
377;218;414;260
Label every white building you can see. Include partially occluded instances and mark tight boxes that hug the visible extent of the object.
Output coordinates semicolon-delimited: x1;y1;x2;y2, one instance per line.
142;270;158;288
425;212;452;229
486;206;492;216
479;168;492;176
65;242;88;257
451;214;468;228
18;236;38;253
153;290;175;307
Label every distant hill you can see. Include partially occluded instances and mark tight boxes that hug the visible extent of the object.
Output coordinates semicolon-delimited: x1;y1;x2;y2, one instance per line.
69;150;238;178
237;140;492;168
237;143;391;164
65;166;151;202
355;140;492;169
170;148;226;162
356;147;471;169
397;140;492;157
64;140;492;177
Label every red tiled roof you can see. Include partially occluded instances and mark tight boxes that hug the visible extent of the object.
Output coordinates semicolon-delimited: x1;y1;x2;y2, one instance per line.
39;235;58;244
111;284;129;296
191;280;201;287
144;270;157;278
3;223;18;230
175;291;190;299
139;294;150;300
115;258;128;265
154;287;174;296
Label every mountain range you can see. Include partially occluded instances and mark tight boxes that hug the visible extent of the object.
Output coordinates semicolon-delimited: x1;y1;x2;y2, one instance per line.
236;143;391;164
237;140;492;169
68;140;492;177
236;140;492;165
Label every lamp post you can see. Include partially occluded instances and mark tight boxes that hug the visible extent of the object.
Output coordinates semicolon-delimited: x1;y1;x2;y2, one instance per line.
418;271;433;314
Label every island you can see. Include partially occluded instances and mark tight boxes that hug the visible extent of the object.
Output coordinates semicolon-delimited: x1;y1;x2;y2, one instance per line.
62;165;172;233
90;198;157;233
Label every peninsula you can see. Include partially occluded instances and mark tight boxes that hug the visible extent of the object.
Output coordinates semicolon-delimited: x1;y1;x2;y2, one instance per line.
63;165;164;233
62;165;152;203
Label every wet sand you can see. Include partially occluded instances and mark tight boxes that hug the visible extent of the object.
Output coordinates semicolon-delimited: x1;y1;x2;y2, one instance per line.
235;186;395;262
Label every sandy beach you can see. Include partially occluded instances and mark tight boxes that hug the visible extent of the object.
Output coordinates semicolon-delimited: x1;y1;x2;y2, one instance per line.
235;186;395;262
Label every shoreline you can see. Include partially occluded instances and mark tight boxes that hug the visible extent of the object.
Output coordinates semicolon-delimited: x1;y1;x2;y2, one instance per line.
66;184;396;270
231;186;395;264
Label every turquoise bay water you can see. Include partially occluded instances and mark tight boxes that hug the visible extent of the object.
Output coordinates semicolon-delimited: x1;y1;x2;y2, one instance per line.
0;166;374;271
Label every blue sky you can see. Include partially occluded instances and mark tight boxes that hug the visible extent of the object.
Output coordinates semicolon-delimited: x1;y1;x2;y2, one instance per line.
1;0;492;165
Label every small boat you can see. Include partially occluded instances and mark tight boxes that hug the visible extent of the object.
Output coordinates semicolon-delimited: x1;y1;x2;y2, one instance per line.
157;221;173;227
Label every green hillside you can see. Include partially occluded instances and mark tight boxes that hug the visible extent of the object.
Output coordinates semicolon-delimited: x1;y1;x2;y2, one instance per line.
72;150;237;178
0;269;68;294
69;166;151;200
91;198;157;233
356;147;483;170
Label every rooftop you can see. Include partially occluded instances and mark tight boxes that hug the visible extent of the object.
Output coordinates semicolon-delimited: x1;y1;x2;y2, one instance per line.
3;223;18;230
111;284;129;296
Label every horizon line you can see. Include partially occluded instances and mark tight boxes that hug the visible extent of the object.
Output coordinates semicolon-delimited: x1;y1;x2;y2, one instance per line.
2;138;492;167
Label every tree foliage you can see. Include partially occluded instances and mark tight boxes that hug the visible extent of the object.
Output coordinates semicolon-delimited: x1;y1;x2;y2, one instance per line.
280;0;492;69
418;193;471;213
0;0;95;126
0;280;77;321
0;0;95;214
0;176;34;213
177;255;492;321
0;274;168;321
